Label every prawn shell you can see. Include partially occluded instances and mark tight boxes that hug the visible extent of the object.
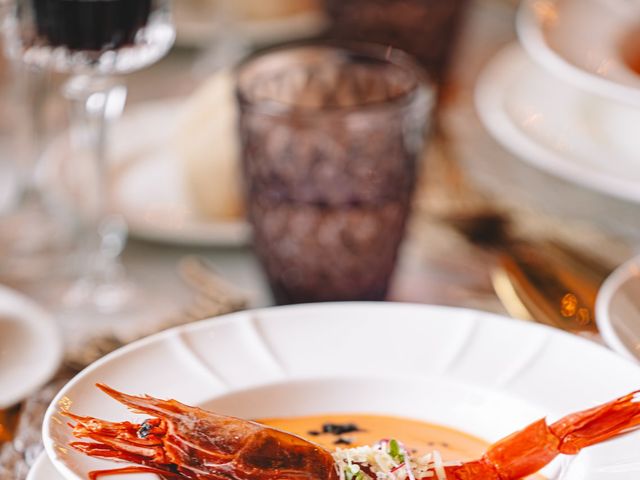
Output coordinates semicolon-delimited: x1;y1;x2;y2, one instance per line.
484;418;559;479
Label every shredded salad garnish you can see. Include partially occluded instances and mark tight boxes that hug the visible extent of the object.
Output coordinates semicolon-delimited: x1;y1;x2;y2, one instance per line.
332;439;460;480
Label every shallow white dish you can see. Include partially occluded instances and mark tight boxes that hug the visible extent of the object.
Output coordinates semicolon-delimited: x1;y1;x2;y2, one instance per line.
476;43;640;203
0;285;63;408
28;452;64;480
596;254;640;362
48;100;250;248
517;0;640;107
43;302;640;480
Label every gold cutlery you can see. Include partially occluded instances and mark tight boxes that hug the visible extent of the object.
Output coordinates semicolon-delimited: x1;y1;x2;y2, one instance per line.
424;125;614;333
491;242;602;334
445;214;608;334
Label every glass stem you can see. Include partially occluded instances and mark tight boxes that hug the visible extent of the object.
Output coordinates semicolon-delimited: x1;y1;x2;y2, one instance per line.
15;64;49;206
1;61;67;260
63;75;129;304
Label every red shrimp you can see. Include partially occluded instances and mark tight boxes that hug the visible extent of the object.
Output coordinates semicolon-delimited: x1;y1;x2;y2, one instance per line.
65;385;640;479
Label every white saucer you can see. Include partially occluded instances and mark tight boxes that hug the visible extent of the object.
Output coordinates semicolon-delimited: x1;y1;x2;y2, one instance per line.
517;0;640;107
596;254;640;362
27;452;64;480
475;43;640;203
47;100;251;248
0;285;63;408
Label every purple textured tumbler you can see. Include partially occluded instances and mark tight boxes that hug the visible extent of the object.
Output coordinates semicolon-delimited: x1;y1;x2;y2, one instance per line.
236;43;434;304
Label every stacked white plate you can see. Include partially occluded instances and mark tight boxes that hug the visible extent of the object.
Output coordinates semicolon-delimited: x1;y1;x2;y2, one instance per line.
475;0;640;203
596;254;640;363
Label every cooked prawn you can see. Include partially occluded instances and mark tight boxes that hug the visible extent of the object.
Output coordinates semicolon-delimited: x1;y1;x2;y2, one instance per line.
65;385;640;479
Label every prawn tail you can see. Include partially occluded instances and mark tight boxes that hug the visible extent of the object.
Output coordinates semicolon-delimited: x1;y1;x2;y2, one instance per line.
550;390;640;454
443;459;501;480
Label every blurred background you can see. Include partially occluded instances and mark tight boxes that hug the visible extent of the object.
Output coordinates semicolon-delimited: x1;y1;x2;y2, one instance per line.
3;0;640;476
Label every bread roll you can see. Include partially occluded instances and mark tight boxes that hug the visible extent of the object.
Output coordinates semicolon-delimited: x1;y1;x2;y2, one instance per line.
174;71;245;221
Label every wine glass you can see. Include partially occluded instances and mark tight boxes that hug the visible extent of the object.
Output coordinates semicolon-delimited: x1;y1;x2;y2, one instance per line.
2;0;175;312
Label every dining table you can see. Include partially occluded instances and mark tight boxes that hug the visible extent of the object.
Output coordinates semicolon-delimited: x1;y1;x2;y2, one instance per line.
1;0;640;478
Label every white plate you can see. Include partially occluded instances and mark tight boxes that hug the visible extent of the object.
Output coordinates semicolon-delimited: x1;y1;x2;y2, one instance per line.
48;100;251;247
517;0;640;107
43;302;640;480
475;43;640;203
0;285;63;408
596;254;640;362
28;452;64;480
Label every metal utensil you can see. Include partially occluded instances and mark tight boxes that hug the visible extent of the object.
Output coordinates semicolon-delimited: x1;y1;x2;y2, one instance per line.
491;242;602;334
176;255;249;322
444;199;609;335
426;124;613;333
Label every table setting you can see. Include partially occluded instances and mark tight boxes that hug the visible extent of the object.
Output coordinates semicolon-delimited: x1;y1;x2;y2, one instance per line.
1;0;640;479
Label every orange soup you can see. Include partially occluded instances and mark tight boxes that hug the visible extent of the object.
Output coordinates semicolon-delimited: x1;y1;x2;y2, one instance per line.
258;414;545;479
258;413;488;462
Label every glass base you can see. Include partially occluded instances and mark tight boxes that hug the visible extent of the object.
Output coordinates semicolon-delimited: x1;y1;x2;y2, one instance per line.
62;259;136;314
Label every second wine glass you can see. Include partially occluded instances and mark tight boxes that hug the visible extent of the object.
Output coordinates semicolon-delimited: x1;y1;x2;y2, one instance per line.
4;0;175;312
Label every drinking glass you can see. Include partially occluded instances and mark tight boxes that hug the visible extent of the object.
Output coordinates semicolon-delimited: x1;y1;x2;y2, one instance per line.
322;0;470;84
3;0;174;311
236;43;434;304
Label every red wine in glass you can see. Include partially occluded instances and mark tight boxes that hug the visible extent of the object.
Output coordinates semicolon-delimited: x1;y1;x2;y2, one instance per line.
2;0;174;313
8;0;174;74
32;0;153;52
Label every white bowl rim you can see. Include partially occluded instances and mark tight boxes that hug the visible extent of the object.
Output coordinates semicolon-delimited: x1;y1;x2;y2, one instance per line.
596;254;640;362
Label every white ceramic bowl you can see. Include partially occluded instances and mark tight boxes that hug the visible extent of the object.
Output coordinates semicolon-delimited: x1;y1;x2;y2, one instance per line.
43;303;640;480
596;254;640;362
517;0;640;107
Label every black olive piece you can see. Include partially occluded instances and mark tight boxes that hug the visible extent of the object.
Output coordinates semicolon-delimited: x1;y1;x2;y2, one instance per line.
334;437;353;445
322;422;360;435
